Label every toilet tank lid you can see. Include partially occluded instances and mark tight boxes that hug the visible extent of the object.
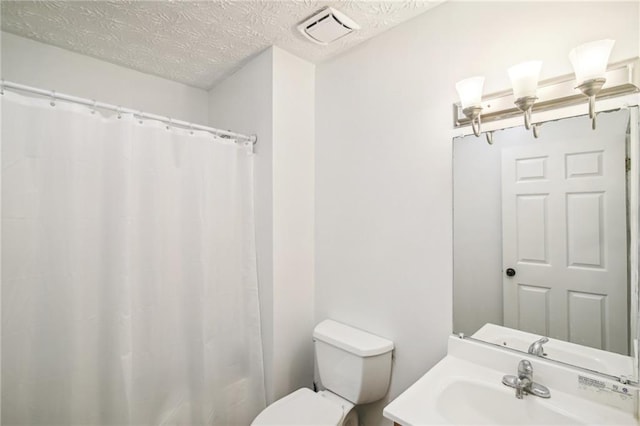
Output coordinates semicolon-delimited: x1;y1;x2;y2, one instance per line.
313;320;394;357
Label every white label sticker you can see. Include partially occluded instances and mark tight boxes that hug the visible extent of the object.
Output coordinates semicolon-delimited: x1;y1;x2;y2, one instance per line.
578;375;634;402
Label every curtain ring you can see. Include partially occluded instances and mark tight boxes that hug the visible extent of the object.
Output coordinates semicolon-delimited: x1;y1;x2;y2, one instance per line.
0;79;4;96
166;118;172;131
90;100;97;114
189;123;194;135
117;107;122;119
50;90;56;107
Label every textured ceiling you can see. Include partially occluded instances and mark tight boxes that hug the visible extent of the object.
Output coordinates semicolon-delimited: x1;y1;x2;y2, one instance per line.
1;0;441;89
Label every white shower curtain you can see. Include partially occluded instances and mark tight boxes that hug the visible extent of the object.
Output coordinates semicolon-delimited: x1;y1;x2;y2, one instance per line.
2;91;265;425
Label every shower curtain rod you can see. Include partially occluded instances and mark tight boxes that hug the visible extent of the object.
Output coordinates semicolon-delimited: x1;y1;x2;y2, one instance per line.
0;80;257;145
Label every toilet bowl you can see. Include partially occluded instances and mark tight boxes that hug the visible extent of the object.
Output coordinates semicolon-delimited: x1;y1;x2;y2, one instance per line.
251;388;357;426
251;319;394;426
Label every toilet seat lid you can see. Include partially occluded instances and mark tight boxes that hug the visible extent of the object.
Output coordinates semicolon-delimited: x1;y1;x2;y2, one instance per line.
252;388;343;426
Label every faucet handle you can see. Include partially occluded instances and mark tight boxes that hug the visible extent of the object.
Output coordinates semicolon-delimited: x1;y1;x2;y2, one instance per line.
518;359;533;379
528;337;549;355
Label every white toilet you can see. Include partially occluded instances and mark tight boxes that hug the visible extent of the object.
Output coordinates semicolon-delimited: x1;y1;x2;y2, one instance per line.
252;319;394;426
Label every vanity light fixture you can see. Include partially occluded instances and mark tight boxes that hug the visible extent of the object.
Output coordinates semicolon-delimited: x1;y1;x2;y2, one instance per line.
569;39;615;129
453;39;636;139
455;76;493;144
508;60;542;137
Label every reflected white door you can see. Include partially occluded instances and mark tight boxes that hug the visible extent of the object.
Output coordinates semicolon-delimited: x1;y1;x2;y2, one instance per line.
502;111;628;355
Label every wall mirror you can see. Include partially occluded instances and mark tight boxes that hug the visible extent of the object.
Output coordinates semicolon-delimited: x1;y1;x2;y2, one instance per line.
453;107;639;383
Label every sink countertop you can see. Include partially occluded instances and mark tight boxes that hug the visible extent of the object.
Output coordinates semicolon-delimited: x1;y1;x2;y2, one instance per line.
472;323;635;378
384;337;638;426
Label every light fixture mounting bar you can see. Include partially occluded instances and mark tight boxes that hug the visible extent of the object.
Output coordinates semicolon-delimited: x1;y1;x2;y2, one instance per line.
453;58;639;129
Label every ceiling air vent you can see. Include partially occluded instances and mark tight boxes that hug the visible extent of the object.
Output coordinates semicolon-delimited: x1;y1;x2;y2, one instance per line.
297;7;360;45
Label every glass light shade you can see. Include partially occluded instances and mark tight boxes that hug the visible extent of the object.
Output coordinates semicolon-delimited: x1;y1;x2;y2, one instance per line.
455;76;484;109
569;39;615;83
508;60;542;99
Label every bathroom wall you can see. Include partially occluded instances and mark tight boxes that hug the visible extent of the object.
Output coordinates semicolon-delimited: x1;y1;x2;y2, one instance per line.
271;47;315;403
1;32;208;123
314;2;639;424
208;46;315;404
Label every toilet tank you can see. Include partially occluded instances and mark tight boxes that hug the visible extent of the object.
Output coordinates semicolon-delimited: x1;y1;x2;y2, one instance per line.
313;320;394;404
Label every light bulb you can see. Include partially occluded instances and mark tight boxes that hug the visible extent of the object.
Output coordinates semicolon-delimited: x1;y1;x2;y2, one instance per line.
508;61;542;100
569;39;615;84
455;76;484;109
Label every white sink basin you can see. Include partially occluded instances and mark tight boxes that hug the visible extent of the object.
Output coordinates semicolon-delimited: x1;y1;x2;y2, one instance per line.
436;377;583;425
384;337;638;425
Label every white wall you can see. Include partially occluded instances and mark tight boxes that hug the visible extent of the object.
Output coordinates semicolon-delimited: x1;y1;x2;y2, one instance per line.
271;47;316;401
208;46;315;404
315;2;639;424
1;32;208;124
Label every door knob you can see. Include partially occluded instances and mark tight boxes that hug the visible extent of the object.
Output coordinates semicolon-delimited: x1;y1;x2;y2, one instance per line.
506;268;516;277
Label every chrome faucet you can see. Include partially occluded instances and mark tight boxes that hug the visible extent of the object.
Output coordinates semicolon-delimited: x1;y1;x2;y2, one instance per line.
528;337;549;356
502;359;551;399
515;359;533;398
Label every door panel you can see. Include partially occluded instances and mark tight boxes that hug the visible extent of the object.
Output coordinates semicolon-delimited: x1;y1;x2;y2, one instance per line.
517;284;550;335
502;111;628;355
566;192;604;268
516;194;549;264
568;291;607;349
